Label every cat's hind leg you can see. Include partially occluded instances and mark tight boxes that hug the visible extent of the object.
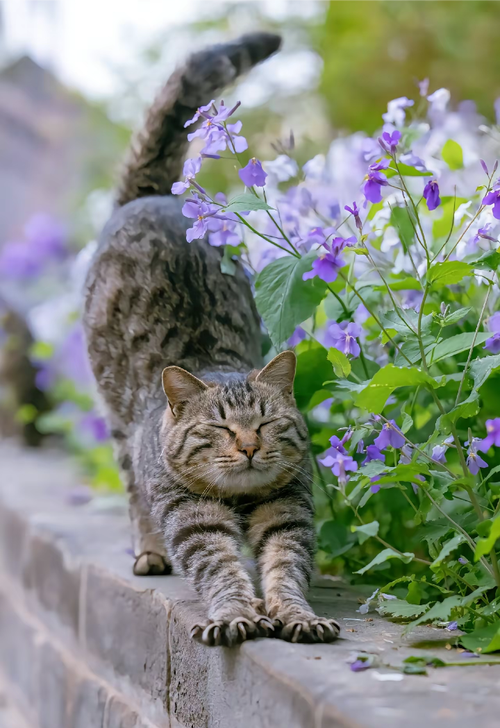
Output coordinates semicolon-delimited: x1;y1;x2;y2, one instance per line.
113;426;171;575
129;488;171;576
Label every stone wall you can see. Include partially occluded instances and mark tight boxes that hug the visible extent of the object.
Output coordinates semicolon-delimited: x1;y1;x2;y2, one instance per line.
1;443;499;728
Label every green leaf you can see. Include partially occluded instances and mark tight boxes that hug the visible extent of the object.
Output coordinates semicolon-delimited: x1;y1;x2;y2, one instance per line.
318;520;356;558
469;248;500;272
220;247;236;275
475;517;500;561
378;599;429;619
401;411;413;434
403;654;446;668
442;139;464;170
390;206;414;252
224;194;272;212
327;347;351;378
294;345;332;410
387;163;429;178
29;341;55;360
431;535;465;568
460;622;500;654
404;596;462;633
442;307;472;326
355;548;414;575
436;392;480;434
430;332;490;365
352;520;379;544
356;364;438;414
427;261;472;287
470;353;500;392
374;277;422;292
255;253;327;346
406;581;423;605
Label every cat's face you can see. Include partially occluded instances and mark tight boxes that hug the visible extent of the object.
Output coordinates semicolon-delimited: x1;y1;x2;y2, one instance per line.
161;352;309;496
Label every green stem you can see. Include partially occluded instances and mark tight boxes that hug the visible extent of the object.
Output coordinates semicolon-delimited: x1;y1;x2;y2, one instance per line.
234;213;299;257
338;272;413;365
455;284;491;406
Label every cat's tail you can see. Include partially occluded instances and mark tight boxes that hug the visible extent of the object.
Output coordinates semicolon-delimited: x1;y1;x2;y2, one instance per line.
116;32;282;207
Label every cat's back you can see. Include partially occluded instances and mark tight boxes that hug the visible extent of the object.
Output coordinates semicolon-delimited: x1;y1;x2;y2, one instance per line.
83;196;262;424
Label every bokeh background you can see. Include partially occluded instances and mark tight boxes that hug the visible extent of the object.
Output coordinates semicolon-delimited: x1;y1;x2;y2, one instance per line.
1;0;500;496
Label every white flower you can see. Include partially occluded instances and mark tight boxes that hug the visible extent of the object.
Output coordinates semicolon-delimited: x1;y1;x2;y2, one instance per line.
427;88;451;113
264;155;298;183
382;96;414;126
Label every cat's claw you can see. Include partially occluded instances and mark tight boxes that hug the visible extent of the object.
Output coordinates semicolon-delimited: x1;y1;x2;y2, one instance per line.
191;615;274;646
133;551;171;576
276;617;340;643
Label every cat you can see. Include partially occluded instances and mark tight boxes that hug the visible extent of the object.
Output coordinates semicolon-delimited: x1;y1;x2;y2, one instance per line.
83;32;340;646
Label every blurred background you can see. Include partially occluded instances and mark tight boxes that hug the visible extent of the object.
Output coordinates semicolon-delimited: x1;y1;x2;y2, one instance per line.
1;0;500;490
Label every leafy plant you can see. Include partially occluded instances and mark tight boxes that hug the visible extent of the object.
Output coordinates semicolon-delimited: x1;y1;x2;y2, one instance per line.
173;89;500;648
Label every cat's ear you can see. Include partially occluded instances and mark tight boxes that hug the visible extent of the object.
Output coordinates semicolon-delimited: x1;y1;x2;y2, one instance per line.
255;351;296;395
162;366;208;414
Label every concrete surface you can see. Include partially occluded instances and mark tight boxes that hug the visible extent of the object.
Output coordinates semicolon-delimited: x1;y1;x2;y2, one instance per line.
0;442;499;728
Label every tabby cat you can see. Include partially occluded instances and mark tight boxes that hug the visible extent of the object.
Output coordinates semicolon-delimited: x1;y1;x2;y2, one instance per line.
83;32;340;646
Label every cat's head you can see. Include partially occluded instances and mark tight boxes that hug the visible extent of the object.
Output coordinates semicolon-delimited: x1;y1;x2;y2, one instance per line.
160;352;309;496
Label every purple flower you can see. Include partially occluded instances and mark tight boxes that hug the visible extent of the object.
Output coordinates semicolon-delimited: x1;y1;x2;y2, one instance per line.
238;158;267;188
302;236;355;284
478;418;500;452
481;159;489;176
320;431;352;462
184;100;215;128
326;321;361;358
207;195;241;247
81;412;109;442
182;195;223;243
320;450;358;485
25;214;66;260
172;157;202;195
225;121;248;154
356;440;365;454
0;240;41;279
370;478;381;494
374;420;405;450
400;152;427;172
350;658;371;672
378;130;401;155
446;621;458;632
431;445;447;464
363;161;390;204
467;451;488;475
418;79;429;97
0;214;66;280
423;180;441;211
288;326;307;347
484;312;500;353
362;445;385;466
399;444;413;464
458;556;468;565
482;189;500;219
344;202;362;232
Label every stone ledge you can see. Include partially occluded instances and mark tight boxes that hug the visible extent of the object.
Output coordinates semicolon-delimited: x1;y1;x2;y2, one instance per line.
1;442;500;728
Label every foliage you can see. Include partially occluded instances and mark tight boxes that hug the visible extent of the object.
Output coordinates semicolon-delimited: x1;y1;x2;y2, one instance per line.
318;1;500;133
173;85;500;648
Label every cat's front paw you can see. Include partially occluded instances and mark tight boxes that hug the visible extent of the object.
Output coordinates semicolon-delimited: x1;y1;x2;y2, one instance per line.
190;614;274;647
274;615;340;643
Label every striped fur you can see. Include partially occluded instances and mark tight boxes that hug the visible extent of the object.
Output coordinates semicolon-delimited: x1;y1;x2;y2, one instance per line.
82;34;340;645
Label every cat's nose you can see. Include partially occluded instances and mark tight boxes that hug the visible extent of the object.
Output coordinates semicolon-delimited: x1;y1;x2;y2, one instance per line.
239;443;259;459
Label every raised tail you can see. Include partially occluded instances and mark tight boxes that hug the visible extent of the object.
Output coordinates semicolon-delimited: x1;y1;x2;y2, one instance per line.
116;32;281;207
